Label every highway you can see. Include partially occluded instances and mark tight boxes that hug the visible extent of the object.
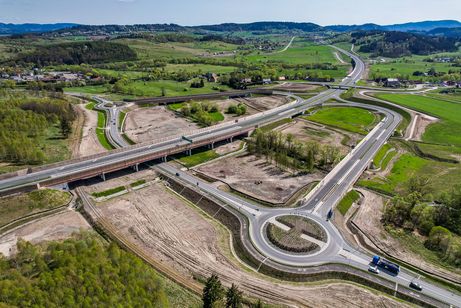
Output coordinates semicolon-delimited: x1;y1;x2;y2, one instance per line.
2;44;460;306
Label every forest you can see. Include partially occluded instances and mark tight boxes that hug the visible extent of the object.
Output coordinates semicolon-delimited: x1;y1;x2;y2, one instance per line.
9;41;137;66
353;31;458;57
0;233;170;306
0;89;75;164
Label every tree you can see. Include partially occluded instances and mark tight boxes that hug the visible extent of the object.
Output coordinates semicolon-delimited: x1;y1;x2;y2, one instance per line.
202;274;224;308
60;118;72;138
425;226;452;253
226;284;242;308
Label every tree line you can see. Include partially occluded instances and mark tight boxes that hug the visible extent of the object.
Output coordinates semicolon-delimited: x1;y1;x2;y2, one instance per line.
247;129;341;172
383;177;461;266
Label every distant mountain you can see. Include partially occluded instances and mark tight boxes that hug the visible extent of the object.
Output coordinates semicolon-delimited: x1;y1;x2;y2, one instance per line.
385;20;461;32
194;21;323;33
325;23;383;32
0;23;78;35
326;20;461;33
428;27;461;38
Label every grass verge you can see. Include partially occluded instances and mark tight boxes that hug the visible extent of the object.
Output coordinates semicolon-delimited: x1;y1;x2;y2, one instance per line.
337;190;360;215
92;186;126;198
179;150;220;168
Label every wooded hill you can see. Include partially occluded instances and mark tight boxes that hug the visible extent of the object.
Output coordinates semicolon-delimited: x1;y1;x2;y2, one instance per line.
352;31;459;57
9;41;137;66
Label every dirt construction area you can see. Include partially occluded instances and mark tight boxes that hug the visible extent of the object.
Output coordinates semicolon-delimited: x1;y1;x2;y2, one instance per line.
0;210;91;257
82;170;409;307
273;83;321;92
236;95;291;112
124;106;199;143
352;189;461;283
280;119;359;155
196;154;324;204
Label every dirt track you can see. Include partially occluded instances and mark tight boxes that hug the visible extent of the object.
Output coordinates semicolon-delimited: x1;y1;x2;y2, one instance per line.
84;170;409;307
75;104;107;157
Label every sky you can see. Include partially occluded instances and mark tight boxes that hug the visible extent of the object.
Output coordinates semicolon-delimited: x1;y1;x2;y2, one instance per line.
0;0;460;26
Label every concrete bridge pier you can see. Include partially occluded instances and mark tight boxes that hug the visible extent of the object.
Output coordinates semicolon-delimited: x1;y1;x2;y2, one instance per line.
228;137;234;143
161;156;167;163
208;142;215;150
100;173;106;181
132;163;139;172
186;149;192;156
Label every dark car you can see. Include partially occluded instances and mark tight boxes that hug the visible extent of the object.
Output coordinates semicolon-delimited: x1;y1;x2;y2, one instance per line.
175;172;180;177
409;281;423;291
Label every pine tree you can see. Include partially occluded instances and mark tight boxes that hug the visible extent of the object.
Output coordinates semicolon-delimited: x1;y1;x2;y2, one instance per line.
202;274;224;308
226;283;242;308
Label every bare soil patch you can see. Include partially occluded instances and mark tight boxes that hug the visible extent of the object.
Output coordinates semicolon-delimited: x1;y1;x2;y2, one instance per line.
196;154;324;204
125;106;199;143
0;210;90;257
412;115;438;141
238;95;291;112
84;171;409;307
273;83;320;92
75;104;107;157
353;189;461;283
281;119;358;155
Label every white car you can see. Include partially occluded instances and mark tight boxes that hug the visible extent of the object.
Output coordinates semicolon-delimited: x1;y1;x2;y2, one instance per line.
368;265;380;274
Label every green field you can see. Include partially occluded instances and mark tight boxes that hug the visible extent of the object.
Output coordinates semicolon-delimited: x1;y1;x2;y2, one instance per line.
304;107;376;134
245;40;342;65
369;50;461;81
337;190;360;215
375;94;461;147
259;118;294;132
0;189;71;226
164;63;238;74
66;80;231;99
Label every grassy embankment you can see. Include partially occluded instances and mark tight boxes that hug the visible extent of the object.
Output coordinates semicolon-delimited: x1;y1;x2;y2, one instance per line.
85;102;115;150
0;189;71;226
337;190;360;215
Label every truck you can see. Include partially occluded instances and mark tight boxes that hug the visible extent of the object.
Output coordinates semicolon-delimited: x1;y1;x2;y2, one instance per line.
372;256;400;275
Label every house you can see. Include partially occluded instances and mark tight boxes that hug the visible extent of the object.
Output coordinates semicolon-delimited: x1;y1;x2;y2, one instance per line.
205;72;219;83
262;78;272;84
241;78;252;84
278;76;286;81
383;78;401;88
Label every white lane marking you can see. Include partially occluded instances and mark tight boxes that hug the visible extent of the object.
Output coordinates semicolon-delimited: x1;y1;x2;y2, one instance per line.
339;249;368;265
337;159;361;185
312;201;324;213
375;129;386;140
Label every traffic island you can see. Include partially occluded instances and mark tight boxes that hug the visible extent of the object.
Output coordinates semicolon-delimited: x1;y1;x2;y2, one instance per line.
266;215;328;254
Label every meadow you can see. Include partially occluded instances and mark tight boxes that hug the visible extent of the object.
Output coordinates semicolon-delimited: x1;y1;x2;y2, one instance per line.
304;106;376;135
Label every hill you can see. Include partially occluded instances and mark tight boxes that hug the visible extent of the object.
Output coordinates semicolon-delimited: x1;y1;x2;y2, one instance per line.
9;41;137;66
0;22;77;35
194;21;323;32
428;27;461;38
352;31;458;57
326;20;461;33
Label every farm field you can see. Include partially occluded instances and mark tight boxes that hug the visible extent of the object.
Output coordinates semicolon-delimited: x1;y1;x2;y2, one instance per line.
369;49;461;81
65;80;232;99
375;93;461;147
303;106;377;135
